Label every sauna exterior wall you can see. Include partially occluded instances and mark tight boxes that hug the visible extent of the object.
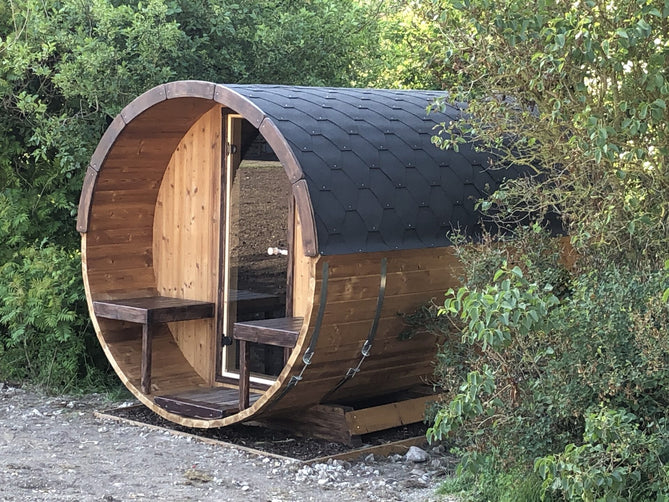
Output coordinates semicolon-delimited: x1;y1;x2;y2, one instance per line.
258;246;461;418
77;82;475;428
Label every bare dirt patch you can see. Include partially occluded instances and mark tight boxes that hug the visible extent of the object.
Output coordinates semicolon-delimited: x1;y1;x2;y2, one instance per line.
232;160;291;297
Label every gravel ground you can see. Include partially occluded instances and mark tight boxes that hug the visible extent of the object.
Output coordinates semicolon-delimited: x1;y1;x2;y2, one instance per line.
0;383;459;501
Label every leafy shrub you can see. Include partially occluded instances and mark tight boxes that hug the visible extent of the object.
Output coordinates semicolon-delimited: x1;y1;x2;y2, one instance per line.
0;0;392;392
439;456;558;502
0;244;113;392
427;259;562;461
536;408;669;502
424;228;669;501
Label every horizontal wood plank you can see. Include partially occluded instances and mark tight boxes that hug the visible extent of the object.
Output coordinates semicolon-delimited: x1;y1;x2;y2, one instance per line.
233;317;303;347
344;394;439;435
155;387;261;419
93;296;215;324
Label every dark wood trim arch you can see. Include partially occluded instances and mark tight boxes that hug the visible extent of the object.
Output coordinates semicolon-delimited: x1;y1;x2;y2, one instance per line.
76;80;318;255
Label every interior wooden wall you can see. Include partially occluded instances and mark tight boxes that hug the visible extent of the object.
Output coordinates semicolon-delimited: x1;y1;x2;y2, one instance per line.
82;98;217;397
153;106;222;385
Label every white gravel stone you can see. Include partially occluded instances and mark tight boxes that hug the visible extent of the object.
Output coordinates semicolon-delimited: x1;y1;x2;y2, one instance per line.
405;446;430;463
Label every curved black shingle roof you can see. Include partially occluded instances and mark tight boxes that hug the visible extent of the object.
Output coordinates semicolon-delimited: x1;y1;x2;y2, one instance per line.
228;85;529;255
77;81;540;256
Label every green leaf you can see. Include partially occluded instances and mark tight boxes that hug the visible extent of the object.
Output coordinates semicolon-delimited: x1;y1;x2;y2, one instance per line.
555;33;565;48
616;28;629;39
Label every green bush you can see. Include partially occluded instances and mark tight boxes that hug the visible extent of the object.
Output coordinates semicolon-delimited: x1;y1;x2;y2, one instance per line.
0;244;113;392
536;408;669;502
424;228;669;501
0;0;392;393
438;456;558;502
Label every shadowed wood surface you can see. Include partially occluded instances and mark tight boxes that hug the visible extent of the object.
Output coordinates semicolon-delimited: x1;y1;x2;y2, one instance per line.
155;387;262;419
233;317;303;347
93;297;215;324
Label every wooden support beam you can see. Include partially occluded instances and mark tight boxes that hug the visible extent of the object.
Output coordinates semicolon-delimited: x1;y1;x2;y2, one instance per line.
344;394;438;436
239;340;250;410
141;323;152;394
258;404;360;446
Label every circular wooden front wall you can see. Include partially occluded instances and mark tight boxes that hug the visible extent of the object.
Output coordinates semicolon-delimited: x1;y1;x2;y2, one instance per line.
80;81;456;427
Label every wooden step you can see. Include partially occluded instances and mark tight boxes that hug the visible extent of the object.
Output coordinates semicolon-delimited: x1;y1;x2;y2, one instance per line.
155;387;262;419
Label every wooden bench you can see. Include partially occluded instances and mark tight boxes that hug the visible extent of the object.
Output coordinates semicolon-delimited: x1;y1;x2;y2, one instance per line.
233;317;303;410
92;296;215;394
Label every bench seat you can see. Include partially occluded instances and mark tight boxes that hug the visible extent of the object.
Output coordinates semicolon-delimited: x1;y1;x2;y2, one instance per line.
93;296;215;394
233;317;303;409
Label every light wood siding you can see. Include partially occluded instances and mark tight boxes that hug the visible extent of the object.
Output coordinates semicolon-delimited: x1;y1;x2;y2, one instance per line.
153;106;222;385
82;97;218;409
261;246;461;416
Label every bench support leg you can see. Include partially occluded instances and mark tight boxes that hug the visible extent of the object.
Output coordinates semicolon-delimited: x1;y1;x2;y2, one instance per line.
239;340;250;410
141;323;152;394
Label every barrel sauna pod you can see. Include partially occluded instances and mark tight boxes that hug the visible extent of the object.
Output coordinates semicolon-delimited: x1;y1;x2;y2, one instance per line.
77;81;530;442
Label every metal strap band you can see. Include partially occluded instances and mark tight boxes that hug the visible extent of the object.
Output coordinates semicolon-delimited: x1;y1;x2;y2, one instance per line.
263;261;329;408
365;257;387;351
322;257;387;400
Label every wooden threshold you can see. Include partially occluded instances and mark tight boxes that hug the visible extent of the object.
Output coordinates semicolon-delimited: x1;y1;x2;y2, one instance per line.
154;387;262;420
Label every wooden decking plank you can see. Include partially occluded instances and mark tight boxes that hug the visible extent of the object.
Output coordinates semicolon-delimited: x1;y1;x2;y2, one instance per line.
155;387;262;419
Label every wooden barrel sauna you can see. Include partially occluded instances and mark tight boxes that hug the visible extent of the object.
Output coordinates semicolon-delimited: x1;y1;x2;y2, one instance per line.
77;81;532;442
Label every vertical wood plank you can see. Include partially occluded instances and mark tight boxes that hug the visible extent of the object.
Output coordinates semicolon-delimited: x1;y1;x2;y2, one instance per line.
141;323;152;394
221;114;243;373
215;111;228;376
239;340;250;409
153;106;222;384
291;210;317;318
285;196;295;316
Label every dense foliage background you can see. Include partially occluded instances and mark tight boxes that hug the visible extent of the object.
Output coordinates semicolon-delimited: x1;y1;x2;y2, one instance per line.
408;0;669;500
0;0;416;391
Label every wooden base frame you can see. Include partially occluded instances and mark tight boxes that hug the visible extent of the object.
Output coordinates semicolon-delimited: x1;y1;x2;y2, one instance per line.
257;387;440;446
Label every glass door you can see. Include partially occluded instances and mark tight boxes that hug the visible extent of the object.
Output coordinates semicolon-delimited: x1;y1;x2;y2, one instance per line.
217;114;291;383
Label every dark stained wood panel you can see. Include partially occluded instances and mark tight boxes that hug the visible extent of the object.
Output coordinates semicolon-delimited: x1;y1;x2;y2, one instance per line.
93;296;215;324
155;387;261;419
233;317;302;347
